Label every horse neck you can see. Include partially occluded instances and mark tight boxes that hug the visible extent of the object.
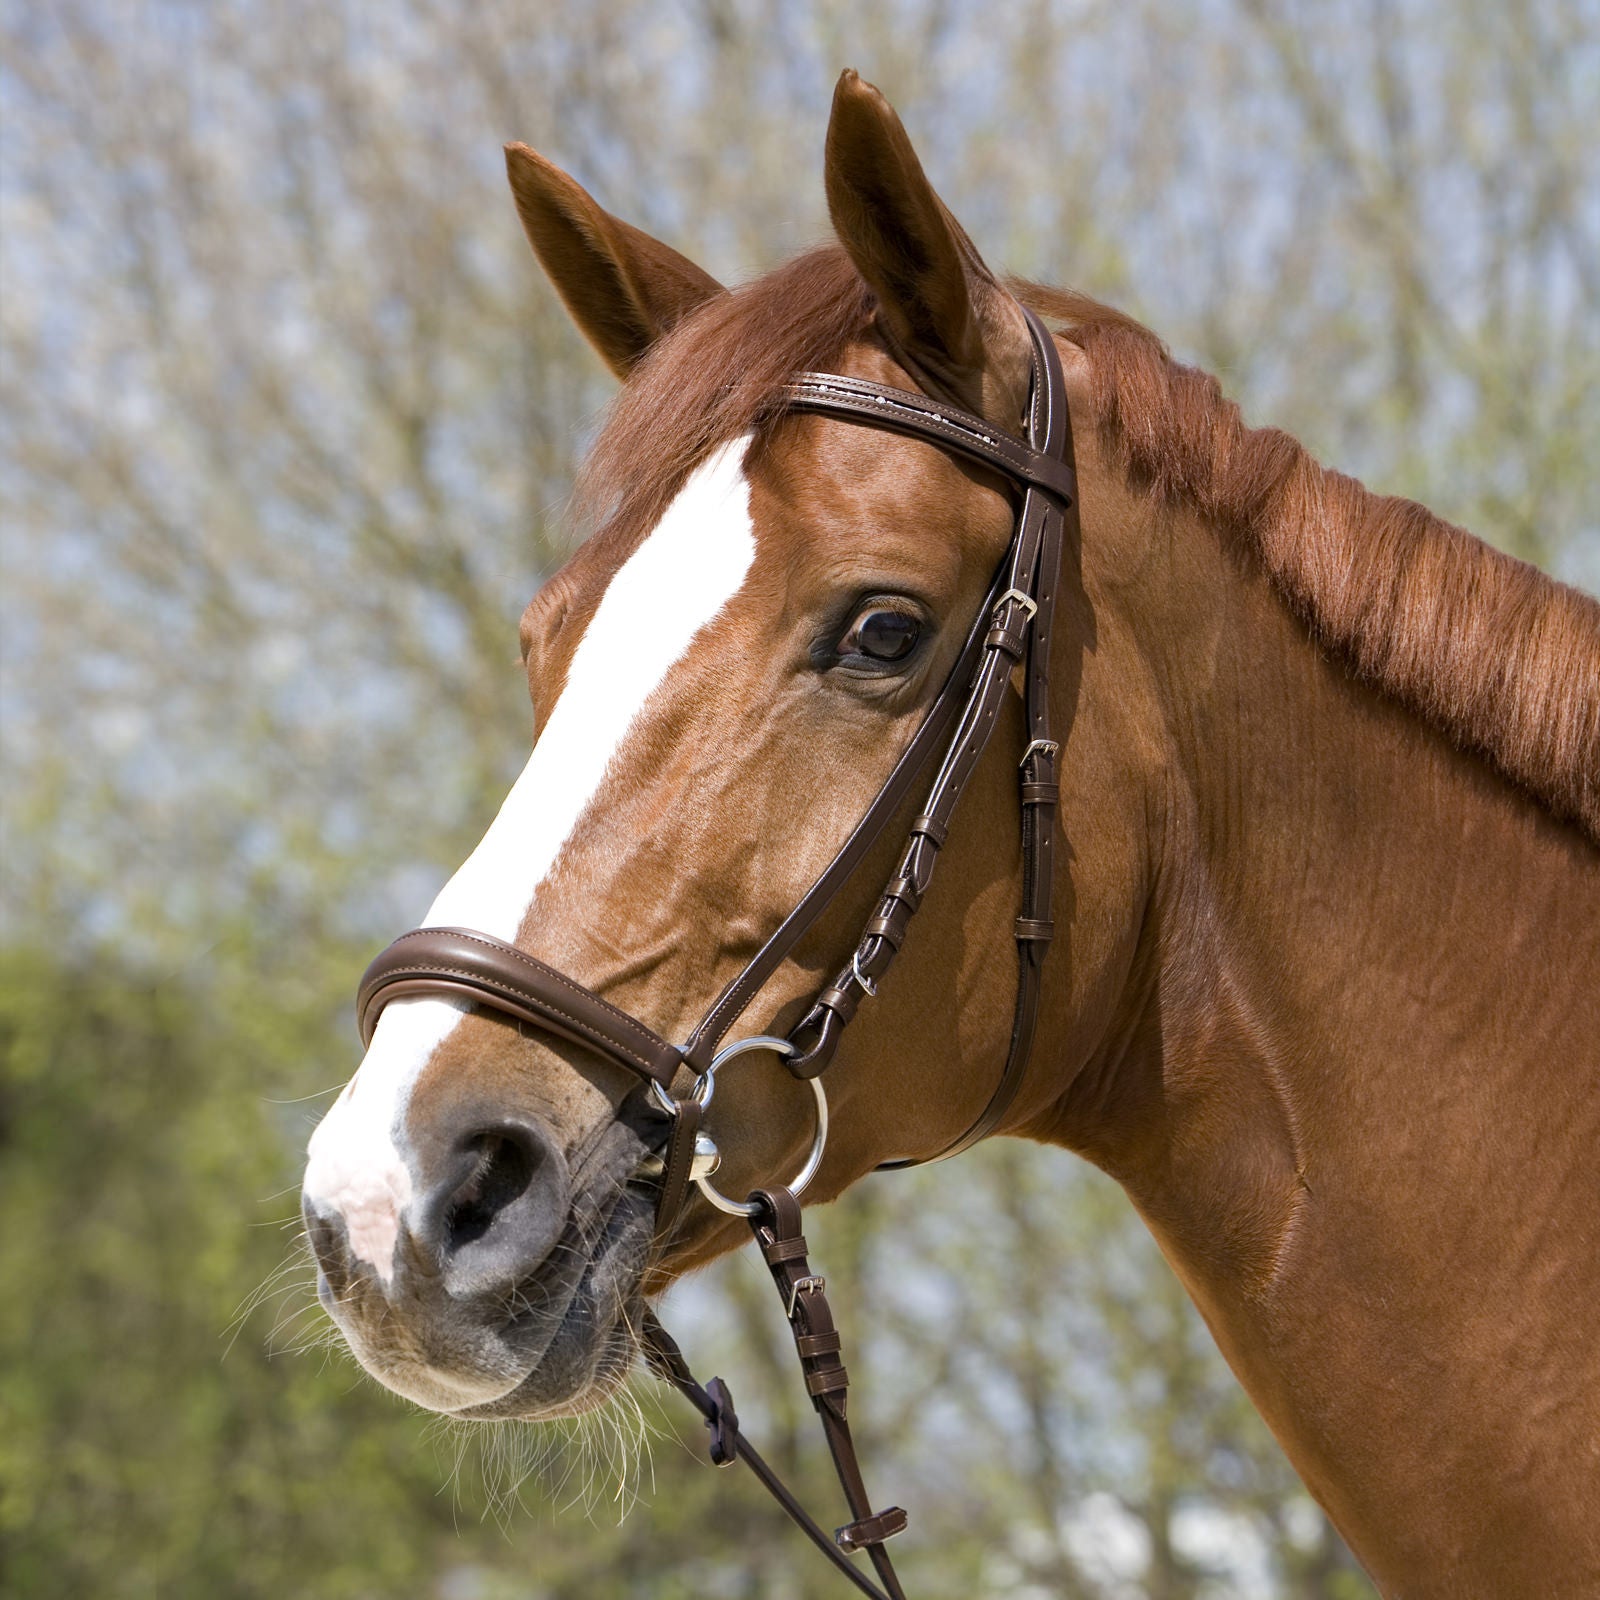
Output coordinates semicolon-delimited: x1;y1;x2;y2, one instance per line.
1057;480;1600;1592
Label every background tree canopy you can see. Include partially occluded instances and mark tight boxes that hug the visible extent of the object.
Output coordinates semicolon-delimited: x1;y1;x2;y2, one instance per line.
1;2;1593;1596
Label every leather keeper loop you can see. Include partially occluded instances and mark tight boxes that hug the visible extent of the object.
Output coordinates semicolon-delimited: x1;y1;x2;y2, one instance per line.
985;624;1027;661
1015;917;1055;943
864;914;905;951
856;942;894;987
796;1330;843;1358
784;1005;842;1079
909;812;948;848
1020;780;1060;805
816;985;860;1025
805;1367;850;1398
836;1507;909;1552
762;1236;810;1264
883;874;922;912
908;845;939;898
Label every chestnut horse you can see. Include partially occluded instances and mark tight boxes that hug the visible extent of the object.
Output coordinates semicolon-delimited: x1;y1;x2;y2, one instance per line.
302;72;1600;1597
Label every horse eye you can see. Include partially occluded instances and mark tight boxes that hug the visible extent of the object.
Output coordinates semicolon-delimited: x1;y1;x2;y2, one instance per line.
843;608;921;663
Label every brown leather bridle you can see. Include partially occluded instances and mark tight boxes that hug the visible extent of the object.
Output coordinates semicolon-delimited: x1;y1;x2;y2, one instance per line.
355;307;1077;1598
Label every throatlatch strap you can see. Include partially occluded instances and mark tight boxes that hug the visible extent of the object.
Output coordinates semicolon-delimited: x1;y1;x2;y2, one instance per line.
903;305;1075;1162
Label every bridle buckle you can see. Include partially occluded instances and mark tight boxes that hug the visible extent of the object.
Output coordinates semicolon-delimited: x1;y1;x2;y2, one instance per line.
851;948;878;997
785;1273;826;1319
993;587;1038;623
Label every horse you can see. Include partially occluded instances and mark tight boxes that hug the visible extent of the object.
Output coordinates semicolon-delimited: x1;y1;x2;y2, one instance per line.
301;70;1600;1598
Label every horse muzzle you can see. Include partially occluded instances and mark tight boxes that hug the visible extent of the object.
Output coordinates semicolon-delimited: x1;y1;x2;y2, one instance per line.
302;1105;657;1417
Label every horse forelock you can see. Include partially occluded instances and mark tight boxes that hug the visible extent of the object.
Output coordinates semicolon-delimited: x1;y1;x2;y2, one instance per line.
570;248;874;562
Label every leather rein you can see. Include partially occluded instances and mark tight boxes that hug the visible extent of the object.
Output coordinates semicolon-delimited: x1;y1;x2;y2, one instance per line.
355;307;1077;1598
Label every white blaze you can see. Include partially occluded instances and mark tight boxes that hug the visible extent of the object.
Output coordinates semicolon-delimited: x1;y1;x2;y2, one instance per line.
303;437;758;1281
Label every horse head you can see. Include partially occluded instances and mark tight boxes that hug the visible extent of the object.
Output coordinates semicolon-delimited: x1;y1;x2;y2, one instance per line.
299;72;1108;1421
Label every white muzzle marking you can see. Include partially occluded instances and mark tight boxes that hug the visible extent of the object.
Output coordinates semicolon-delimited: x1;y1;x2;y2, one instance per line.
304;437;758;1284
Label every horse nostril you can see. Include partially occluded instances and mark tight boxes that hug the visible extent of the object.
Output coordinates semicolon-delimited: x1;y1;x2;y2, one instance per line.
302;1203;353;1298
446;1130;538;1253
423;1118;569;1298
304;1206;338;1265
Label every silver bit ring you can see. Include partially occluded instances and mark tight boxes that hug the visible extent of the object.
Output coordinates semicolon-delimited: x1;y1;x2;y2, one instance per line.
651;1035;829;1218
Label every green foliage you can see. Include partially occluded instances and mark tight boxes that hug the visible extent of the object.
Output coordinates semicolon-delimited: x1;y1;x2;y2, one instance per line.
0;950;465;1598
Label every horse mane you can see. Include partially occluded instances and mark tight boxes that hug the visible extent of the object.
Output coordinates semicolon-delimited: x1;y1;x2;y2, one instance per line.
1014;280;1600;844
574;246;1600;843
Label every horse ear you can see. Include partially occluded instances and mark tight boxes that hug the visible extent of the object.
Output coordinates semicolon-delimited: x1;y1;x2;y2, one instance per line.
824;71;1030;422
505;144;726;380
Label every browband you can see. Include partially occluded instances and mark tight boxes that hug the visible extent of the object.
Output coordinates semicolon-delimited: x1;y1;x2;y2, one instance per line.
777;373;1076;502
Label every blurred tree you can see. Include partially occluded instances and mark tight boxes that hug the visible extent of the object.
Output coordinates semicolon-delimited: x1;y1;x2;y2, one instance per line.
0;947;464;1600
2;0;1592;1594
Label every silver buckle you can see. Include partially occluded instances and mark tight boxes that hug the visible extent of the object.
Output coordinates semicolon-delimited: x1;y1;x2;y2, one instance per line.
1019;738;1059;768
851;948;878;997
786;1274;826;1319
993;587;1038;623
